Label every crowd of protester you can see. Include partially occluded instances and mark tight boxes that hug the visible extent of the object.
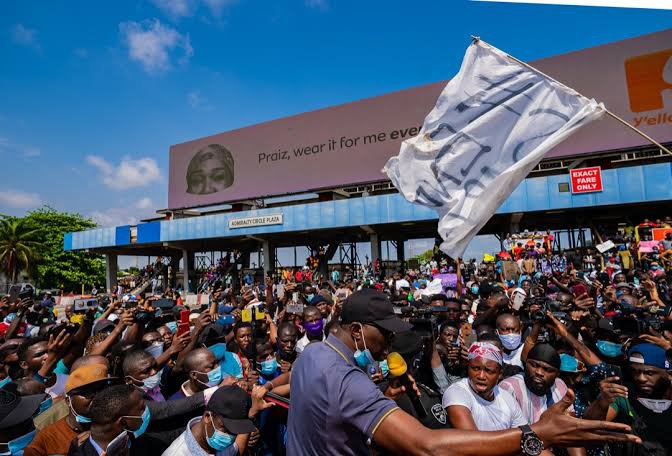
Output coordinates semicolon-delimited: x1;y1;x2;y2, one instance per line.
0;223;671;455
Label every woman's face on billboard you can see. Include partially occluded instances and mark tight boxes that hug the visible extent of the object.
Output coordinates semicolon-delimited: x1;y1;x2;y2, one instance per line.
186;145;234;195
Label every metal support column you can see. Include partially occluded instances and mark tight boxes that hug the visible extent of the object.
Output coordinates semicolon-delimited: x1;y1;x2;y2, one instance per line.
105;254;118;294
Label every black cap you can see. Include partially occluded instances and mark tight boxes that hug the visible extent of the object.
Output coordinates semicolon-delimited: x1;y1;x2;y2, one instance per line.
341;289;412;333
0;389;43;429
206;385;257;435
528;343;561;369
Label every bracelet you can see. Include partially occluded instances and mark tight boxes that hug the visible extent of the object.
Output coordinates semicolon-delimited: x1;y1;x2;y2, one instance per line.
266;381;274;390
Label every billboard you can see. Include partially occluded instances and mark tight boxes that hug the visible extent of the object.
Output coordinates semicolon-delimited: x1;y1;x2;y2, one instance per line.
169;29;672;209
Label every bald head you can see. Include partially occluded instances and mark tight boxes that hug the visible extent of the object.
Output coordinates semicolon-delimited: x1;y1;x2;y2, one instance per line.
496;313;521;333
183;348;216;374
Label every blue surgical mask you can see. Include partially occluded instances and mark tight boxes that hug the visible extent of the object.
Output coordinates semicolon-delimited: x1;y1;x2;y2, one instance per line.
353;324;376;369
68;397;92;424
652;265;659;271
379;360;389;378
125;406;151;438
596;340;623;358
497;332;522;351
1;429;36;455
145;342;164;359
470;286;479;295
140;372;161;392
0;377;11;389
306;294;315;302
197;366;222;388
616;290;624;298
38;396;53;415
165;321;177;333
260;358;278;376
206;412;236;450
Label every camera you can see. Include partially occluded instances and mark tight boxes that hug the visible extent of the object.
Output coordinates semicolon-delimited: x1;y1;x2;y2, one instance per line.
528;297;551;323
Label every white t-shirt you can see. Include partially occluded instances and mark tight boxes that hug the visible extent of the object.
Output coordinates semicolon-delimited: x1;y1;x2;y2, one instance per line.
442;378;527;431
502;344;524;369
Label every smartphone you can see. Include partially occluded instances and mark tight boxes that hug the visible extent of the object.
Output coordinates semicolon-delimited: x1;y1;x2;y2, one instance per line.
179;309;190;324
512;293;525;311
606;364;623;381
287;304;304;314
217;314;235;326
177;322;190;337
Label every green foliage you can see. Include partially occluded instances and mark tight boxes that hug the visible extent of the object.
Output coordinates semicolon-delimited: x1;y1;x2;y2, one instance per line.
23;207;105;291
0;216;43;282
410;249;434;264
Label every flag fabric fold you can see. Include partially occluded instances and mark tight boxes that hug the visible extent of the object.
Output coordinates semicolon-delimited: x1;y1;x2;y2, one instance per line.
384;39;604;259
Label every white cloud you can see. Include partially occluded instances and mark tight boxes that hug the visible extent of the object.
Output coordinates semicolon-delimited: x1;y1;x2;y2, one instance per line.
86;155;162;190
0;189;42;209
305;0;328;9
90;208;140;228
136;197;154;209
22;146;40;158
10;24;40;49
202;0;237;16
150;0;197;18
187;90;214;110
119;19;193;74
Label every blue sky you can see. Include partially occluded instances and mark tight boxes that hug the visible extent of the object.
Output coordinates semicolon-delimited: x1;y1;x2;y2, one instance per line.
2;0;671;263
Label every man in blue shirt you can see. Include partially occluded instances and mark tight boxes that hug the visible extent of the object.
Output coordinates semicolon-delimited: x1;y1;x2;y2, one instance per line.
287;288;640;456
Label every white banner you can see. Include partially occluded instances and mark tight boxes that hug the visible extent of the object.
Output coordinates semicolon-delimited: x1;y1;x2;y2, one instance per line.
384;39;604;258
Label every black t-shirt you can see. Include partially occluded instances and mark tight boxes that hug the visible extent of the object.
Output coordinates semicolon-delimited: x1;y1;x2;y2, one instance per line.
610;395;672;456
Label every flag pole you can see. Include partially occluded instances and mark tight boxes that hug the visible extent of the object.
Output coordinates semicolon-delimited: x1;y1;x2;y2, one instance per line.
471;36;672;157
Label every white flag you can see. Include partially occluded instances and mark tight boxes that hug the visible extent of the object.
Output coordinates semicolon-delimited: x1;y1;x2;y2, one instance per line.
384;39;604;259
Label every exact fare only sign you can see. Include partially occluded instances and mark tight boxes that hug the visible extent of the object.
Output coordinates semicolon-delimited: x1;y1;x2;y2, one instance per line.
570;166;603;194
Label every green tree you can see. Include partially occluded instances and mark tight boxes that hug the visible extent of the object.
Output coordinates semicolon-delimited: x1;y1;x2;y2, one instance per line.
0;216;43;283
24;207;105;291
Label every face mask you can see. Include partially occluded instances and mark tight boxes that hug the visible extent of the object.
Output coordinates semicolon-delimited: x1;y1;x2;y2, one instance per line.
0;429;36;455
133;372;161;392
379;360;389;378
145;342;164;359
125;406;151;438
498;332;522;351
304;320;324;338
206;412;236;450
165;321;177;333
353;324;376;369
638;398;672;413
596;340;623;358
68;396;92;424
306;294;315;302
0;377;11;389
616;290;624;298
260;358;278;376
196;366;222;388
38;396;53;415
471;286;479;295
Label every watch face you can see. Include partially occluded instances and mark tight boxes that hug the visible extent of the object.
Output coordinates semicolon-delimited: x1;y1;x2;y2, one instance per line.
522;436;544;456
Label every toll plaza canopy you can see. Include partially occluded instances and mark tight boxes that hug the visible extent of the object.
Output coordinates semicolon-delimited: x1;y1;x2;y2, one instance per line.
64;29;672;292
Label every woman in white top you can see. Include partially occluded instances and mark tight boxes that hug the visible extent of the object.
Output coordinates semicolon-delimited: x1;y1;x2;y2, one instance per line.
442;342;527;431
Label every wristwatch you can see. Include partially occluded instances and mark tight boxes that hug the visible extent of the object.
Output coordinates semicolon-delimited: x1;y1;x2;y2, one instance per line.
519;425;544;456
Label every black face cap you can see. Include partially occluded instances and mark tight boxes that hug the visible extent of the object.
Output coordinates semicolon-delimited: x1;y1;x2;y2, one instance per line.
206;385;257;435
341;289;412;333
0;389;43;429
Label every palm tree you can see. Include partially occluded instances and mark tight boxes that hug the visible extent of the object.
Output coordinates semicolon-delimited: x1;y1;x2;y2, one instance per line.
0;216;42;283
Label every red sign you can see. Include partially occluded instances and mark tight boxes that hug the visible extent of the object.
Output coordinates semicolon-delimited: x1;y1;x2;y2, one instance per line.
570;166;603;194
